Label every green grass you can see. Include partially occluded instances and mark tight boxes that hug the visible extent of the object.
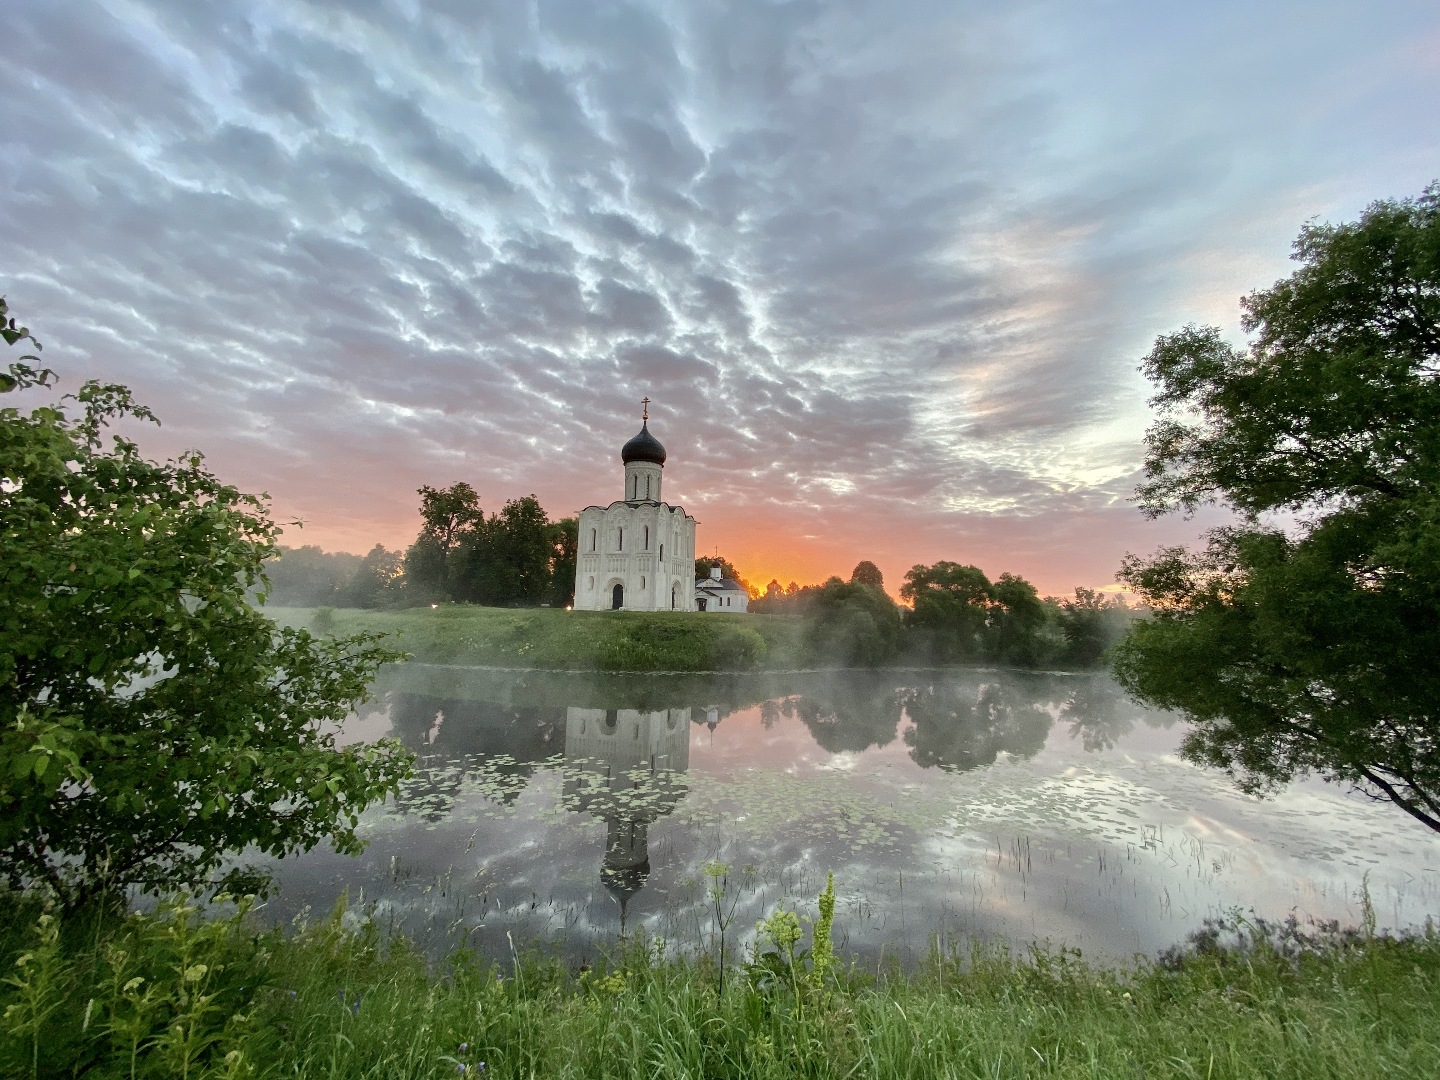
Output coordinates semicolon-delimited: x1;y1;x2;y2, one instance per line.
4;895;1437;1079
266;605;810;672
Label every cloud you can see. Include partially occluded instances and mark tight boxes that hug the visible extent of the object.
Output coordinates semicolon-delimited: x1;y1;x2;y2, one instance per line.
2;0;1437;592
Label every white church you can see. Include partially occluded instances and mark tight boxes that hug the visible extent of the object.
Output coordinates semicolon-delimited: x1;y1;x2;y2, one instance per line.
572;402;700;611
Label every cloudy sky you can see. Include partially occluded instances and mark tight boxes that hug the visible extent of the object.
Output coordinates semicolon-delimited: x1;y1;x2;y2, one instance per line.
4;0;1437;594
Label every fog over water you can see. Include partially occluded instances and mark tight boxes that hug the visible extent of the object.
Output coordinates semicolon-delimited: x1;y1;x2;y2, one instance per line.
253;664;1440;966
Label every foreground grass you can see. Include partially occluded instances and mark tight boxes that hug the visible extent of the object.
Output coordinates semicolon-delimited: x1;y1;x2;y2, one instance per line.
267;605;810;672
3;897;1437;1079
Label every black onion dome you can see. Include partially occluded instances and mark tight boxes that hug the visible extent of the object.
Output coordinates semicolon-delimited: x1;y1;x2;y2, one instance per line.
620;421;666;466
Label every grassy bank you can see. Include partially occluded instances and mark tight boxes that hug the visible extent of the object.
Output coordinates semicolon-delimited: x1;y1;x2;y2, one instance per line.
267;605;809;671
3;896;1436;1079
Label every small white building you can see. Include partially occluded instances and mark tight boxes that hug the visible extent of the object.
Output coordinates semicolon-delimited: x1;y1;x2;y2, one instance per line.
573;406;698;611
694;566;750;612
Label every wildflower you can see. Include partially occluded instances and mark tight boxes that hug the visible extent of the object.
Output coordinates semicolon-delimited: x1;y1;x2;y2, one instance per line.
458;1043;468;1052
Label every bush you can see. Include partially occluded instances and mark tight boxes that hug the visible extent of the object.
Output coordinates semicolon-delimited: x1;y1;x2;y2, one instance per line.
0;302;412;907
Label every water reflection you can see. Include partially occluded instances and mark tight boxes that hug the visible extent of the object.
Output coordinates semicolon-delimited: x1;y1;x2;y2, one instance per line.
261;665;1437;964
562;707;689;925
901;677;1052;771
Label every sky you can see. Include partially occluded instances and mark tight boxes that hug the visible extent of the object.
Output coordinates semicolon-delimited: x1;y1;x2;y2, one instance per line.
3;0;1438;596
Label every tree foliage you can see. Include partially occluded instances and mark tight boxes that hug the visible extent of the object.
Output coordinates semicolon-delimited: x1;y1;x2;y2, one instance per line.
1114;184;1440;834
401;489;575;608
900;562;1058;665
849;560;884;590
802;578;902;666
0;300;412;906
260;545;362;607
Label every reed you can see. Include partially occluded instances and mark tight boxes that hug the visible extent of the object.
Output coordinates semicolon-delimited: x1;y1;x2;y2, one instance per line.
3;892;1436;1079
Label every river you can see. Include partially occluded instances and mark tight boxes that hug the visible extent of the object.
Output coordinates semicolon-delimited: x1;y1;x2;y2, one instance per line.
252;663;1440;966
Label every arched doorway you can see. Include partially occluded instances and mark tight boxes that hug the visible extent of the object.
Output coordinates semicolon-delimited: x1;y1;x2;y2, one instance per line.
670;583;677;609
611;583;624;610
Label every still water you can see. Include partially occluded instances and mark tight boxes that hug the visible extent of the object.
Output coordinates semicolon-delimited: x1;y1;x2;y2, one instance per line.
256;664;1440;965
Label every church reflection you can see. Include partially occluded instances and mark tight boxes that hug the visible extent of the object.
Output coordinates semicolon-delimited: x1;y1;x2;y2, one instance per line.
561;707;691;922
384;688;698;917
375;668;1164;917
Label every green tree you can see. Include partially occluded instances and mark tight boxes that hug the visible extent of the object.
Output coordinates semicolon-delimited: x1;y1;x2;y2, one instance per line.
1114;184;1440;834
900;562;992;662
262;544;362;607
0;301;412;906
803;578;902;666
1055;588;1132;668
409;482;483;598
986;572;1048;665
849;560;885;590
453;495;554;606
547;515;579;607
341;543;405;608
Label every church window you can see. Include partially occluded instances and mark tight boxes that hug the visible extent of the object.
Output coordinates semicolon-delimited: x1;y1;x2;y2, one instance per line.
590;528;596;552
618;527;624;550
587;576;594;589
659;543;664;560
645;475;651;499
644;526;650;550
641;576;646;589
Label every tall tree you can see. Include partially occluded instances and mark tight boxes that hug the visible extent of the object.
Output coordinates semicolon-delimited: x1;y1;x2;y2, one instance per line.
1114;184;1440;834
803;578;902;666
546;515;579;607
262;545;363;607
453;495;553;606
850;560;885;590
900;562;993;662
0;300;410;906
410;482;483;597
986;572;1048;666
342;544;405;608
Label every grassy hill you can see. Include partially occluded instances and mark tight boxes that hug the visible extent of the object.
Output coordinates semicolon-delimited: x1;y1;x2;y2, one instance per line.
264;605;809;672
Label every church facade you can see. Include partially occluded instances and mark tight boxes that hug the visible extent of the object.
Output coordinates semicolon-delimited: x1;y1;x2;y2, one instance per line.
573;406;698;611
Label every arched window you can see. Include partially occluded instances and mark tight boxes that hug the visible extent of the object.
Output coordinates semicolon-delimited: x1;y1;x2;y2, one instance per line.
590;528;597;552
659;543;664;560
644;526;650;550
645;475;651;499
618;527;624;550
631;475;637;500
640;576;647;589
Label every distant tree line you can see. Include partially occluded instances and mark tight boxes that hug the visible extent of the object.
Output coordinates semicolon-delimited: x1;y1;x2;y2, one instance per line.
260;483;578;609
750;560;1134;670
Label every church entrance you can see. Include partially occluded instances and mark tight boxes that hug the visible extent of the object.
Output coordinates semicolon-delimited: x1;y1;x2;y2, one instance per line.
611;583;624;610
696;597;707;612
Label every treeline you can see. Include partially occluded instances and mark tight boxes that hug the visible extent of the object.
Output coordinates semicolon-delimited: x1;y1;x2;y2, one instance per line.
262;483;578;609
752;560;1134;670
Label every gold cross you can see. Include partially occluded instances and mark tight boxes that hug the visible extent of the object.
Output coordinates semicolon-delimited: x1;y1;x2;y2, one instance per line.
641;396;650;421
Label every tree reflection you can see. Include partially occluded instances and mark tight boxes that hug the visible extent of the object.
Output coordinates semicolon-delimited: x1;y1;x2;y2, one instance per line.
1060;675;1176;751
900;677;1054;771
789;673;905;753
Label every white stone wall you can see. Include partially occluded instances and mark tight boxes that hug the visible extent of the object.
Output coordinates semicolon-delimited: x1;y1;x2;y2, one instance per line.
573;500;696;610
623;461;663;503
694;583;750;612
